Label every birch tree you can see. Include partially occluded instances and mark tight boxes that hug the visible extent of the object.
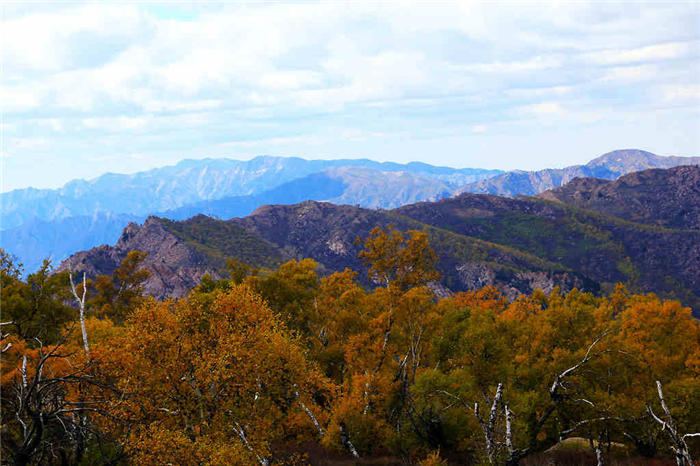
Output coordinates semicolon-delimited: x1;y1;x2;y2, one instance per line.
110;284;329;465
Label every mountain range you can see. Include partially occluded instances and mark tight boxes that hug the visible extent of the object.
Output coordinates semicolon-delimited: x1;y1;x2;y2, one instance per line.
459;149;700;197
1;157;500;230
57;165;700;315
2;149;698;274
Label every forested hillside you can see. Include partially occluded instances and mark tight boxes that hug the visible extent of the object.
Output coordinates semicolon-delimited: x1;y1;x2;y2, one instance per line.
2;230;698;465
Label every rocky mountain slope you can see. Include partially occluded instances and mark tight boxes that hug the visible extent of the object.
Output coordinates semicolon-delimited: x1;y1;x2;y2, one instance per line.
395;193;700;312
537;165;700;230
59;203;586;302
460;149;700;197
58;215;284;298
59;173;700;314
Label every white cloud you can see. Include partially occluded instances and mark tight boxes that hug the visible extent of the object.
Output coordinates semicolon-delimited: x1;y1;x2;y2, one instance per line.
599;64;658;82
662;85;700;101
526;102;564;115
583;41;698;65
340;129;367;142
142;100;223;113
1;1;699;191
82;116;153;131
0;4;151;74
10;137;52;151
221;136;326;148
506;86;574;98
456;56;562;74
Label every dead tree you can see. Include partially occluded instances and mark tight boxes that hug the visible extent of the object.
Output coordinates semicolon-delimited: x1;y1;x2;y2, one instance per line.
647;381;698;466
0;327;114;466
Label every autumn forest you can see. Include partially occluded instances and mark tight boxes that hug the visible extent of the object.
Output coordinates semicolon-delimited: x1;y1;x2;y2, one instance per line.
1;226;698;466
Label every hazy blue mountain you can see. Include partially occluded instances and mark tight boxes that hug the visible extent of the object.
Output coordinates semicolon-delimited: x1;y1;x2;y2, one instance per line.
459;149;700;197
164;166;455;220
1;156;501;230
162;171;350;221
1;212;143;274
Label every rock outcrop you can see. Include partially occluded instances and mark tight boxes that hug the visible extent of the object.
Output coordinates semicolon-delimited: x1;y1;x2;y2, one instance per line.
58;217;222;298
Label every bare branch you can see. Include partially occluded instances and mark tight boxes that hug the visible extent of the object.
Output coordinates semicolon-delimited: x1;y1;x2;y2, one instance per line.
551;329;611;397
647;381;695;466
560;417;627;437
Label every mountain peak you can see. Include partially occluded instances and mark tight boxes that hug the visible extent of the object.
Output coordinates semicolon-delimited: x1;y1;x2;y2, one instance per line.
584;149;698;172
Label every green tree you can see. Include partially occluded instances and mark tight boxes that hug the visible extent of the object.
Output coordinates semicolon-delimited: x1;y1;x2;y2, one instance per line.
88;250;150;324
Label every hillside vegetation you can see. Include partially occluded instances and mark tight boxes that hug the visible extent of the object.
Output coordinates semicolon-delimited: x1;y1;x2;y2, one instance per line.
2;230;698;465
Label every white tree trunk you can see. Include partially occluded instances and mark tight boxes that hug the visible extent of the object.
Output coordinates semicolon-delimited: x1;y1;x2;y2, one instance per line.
294;390;325;437
339;422;360;458
647;381;696;466
473;383;503;464
69;271;90;356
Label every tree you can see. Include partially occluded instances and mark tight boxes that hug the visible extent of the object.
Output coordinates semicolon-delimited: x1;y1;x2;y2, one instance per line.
1;250;74;344
0;283;121;465
88;250;150;324
358;225;439;292
249;258;319;335
110;284;330;465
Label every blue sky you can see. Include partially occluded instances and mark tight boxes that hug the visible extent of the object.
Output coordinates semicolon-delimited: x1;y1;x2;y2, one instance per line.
1;1;699;192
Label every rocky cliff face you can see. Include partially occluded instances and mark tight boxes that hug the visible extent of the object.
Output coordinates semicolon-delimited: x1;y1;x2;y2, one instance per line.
57;217;221;298
537;165;700;230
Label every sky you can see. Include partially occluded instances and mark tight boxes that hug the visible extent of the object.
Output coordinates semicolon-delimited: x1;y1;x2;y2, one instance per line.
1;1;699;192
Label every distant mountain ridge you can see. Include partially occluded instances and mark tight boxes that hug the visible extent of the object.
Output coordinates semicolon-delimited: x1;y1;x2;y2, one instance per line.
460;149;700;197
1;156;501;230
